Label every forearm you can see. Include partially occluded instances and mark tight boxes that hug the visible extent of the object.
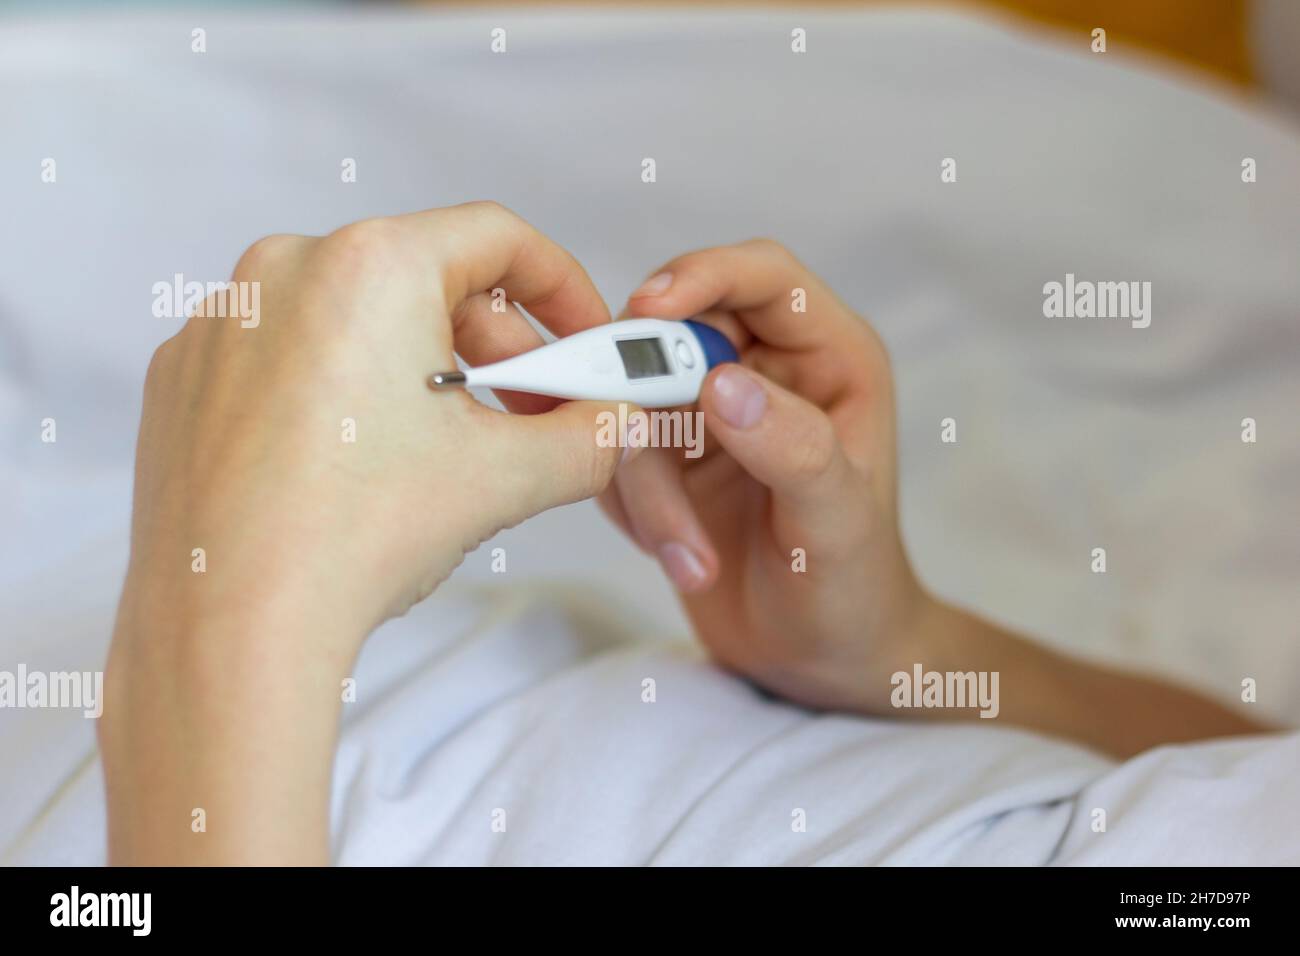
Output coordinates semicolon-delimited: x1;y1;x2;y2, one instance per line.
909;597;1272;759
100;578;358;865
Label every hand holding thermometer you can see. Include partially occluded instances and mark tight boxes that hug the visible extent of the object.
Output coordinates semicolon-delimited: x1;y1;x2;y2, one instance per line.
427;318;739;407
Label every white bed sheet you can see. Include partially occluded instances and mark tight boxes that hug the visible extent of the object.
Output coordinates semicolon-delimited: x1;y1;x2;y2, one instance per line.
6;585;1298;866
1;6;1297;865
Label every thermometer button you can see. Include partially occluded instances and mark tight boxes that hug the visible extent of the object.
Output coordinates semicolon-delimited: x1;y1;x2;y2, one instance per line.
674;339;696;369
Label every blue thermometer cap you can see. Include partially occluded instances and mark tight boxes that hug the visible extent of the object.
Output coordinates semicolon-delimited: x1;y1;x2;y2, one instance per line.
682;320;739;369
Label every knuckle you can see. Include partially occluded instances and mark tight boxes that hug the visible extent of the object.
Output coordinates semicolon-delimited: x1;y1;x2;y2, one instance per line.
324;217;403;261
740;237;788;257
233;233;295;279
740;237;803;272
458;198;511;220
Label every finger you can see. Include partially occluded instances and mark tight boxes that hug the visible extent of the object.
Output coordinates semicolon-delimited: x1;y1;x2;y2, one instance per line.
624;240;855;350
452;293;560;415
399;200;612;337
612;449;717;592
491;400;646;521
698;363;869;554
452;293;544;360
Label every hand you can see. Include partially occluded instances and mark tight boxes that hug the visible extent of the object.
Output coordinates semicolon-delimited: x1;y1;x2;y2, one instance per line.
122;201;631;650
102;202;634;863
604;242;1274;758
600;240;926;713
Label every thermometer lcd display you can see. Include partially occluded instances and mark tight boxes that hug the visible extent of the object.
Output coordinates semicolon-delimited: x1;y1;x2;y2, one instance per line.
615;337;671;379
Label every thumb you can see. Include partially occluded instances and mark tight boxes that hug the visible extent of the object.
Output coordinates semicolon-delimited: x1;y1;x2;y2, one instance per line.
496;400;646;518
700;364;866;549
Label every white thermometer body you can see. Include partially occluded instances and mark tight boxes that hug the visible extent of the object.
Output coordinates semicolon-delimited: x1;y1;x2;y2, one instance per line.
429;318;738;407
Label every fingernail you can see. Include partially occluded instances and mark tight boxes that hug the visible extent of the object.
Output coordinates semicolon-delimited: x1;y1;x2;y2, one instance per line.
658;542;707;591
630;272;673;298
712;365;766;429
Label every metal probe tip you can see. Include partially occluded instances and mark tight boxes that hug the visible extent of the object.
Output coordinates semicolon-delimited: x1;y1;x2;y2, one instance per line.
427;370;467;390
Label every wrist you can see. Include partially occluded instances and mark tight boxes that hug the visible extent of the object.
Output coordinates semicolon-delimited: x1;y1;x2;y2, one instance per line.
117;532;376;650
822;575;945;716
104;570;361;756
874;576;946;680
101;577;360;864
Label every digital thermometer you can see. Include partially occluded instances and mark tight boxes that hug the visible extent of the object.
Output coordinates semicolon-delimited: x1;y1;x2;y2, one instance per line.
427;318;738;407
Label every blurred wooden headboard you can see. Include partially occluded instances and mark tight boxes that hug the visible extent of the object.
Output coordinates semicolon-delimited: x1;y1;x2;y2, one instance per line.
957;0;1251;84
